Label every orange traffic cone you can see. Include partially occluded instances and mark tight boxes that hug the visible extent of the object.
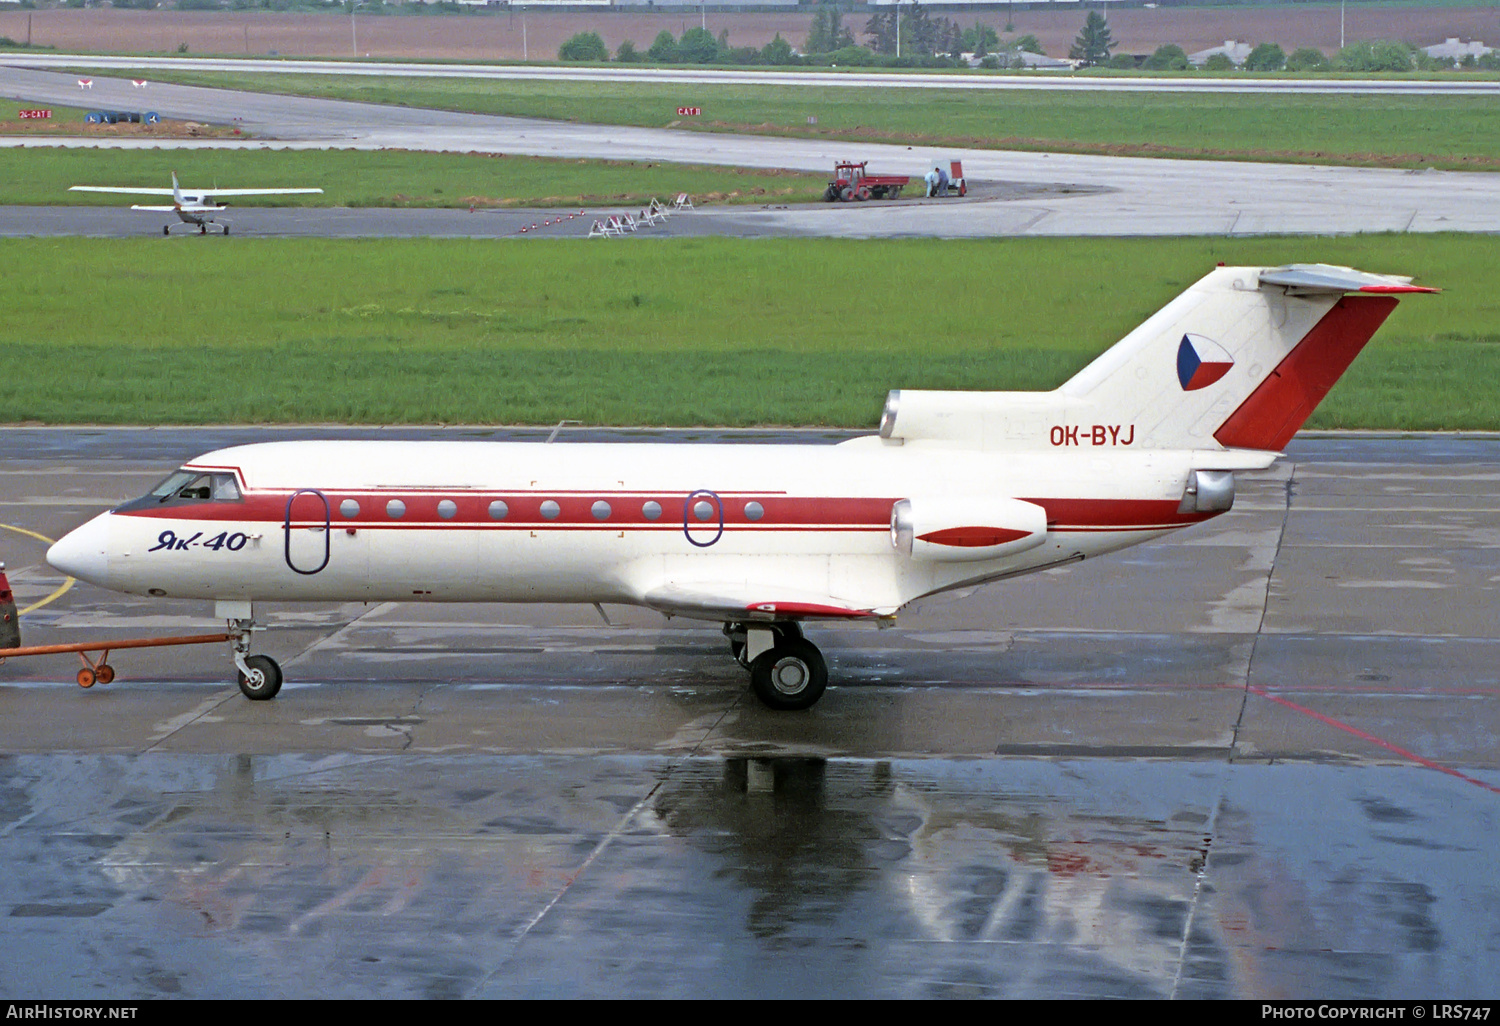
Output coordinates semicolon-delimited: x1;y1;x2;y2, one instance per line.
0;562;20;650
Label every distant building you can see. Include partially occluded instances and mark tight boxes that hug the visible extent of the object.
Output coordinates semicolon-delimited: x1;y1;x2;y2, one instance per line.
1422;37;1492;60
1188;40;1253;68
1015;50;1076;70
963;49;1076;70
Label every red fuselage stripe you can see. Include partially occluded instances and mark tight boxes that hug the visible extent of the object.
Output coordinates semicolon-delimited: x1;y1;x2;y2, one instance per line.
116;490;1215;533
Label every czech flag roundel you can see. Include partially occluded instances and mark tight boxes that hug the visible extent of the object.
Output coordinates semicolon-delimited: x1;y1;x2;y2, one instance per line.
1177;333;1235;391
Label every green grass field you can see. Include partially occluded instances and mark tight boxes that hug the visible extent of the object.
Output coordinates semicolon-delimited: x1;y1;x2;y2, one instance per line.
1;234;1491;429
0;144;826;208
112;70;1500;171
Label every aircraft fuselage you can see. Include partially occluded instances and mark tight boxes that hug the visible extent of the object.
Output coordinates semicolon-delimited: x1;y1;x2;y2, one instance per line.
48;438;1217;617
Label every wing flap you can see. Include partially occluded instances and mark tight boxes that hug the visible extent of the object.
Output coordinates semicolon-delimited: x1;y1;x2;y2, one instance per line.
642;583;890;623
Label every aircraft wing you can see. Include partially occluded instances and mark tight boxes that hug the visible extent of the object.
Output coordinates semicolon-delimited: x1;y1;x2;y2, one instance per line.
129;205;183;212
190;188;323;197
70;186;322;196
70;186;177;195
642;583;893;623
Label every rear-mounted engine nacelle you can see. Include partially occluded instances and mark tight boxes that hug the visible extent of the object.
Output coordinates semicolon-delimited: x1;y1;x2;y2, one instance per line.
1178;470;1236;513
891;497;1049;562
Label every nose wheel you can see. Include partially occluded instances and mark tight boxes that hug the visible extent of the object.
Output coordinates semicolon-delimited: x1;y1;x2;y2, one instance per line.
237;654;282;701
228;615;282;700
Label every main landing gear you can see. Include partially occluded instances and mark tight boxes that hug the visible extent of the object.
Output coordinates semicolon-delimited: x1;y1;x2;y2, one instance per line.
163;220;229;236
226;614;281;700
724;622;828;711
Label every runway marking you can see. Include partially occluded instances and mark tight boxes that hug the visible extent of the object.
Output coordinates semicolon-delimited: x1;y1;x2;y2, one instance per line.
1245;684;1500;796
0;523;75;615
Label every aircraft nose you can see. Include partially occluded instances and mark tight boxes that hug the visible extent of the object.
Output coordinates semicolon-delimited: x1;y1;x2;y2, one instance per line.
46;514;112;586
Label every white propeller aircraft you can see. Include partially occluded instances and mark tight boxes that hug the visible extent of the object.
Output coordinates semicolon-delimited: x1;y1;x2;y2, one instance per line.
69;171;322;235
45;264;1435;710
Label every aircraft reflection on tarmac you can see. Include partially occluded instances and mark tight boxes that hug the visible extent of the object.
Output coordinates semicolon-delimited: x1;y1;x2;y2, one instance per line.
3;751;1468;997
81;753;1243;996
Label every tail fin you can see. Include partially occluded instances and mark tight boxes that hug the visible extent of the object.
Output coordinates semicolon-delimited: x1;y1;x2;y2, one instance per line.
1057;264;1434;450
171;171;183;206
878;264;1435;452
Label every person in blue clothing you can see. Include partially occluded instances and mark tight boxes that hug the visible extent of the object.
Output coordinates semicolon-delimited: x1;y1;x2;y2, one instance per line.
937;164;951;197
924;167;940;197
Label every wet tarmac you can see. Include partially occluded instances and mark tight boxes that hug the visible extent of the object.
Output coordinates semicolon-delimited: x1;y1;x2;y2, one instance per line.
1;430;1497;998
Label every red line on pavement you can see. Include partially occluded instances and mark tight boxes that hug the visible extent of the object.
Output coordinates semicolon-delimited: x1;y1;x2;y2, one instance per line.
1244;684;1500;795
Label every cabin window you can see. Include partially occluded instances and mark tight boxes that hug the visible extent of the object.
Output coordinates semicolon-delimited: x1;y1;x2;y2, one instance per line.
693;500;715;522
489;500;509;520
642;501;662;521
744;501;764;521
386;499;406;519
437;500;458;520
340;499;360;518
539;500;561;520
591;500;611;520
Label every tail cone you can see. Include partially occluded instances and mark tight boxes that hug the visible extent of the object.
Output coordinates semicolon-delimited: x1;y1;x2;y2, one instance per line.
0;563;20;650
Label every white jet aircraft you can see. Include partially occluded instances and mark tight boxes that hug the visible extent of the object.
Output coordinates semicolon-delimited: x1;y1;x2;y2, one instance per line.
46;264;1435;710
69;171;323;235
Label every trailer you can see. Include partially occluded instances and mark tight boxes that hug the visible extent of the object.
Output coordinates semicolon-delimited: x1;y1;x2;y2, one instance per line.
924;160;969;198
824;161;910;202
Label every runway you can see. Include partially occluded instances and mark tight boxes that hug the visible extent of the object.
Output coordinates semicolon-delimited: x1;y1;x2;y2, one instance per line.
6;65;1500;236
1;430;1496;998
11;53;1500;96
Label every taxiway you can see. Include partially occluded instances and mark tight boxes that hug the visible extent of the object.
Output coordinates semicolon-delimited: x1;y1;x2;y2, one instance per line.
6;65;1500;236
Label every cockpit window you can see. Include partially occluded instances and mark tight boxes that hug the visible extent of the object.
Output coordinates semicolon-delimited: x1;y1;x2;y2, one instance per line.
121;470;243;512
149;470;200;499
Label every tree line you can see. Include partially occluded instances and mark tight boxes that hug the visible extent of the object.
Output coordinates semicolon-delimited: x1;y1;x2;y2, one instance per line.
561;4;1045;69
562;7;1498;74
1067;11;1496;72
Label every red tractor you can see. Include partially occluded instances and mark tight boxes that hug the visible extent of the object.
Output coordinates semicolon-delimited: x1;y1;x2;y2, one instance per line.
824;161;910;202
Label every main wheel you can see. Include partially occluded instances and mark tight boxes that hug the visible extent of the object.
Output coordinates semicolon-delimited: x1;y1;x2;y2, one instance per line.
238;654;283;701
749;638;827;711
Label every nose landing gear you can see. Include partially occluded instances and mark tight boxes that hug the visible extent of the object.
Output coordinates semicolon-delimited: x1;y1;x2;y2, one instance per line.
225;610;281;700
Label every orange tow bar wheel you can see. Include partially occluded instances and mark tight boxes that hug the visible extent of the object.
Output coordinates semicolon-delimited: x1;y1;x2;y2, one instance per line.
77;668;96;689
